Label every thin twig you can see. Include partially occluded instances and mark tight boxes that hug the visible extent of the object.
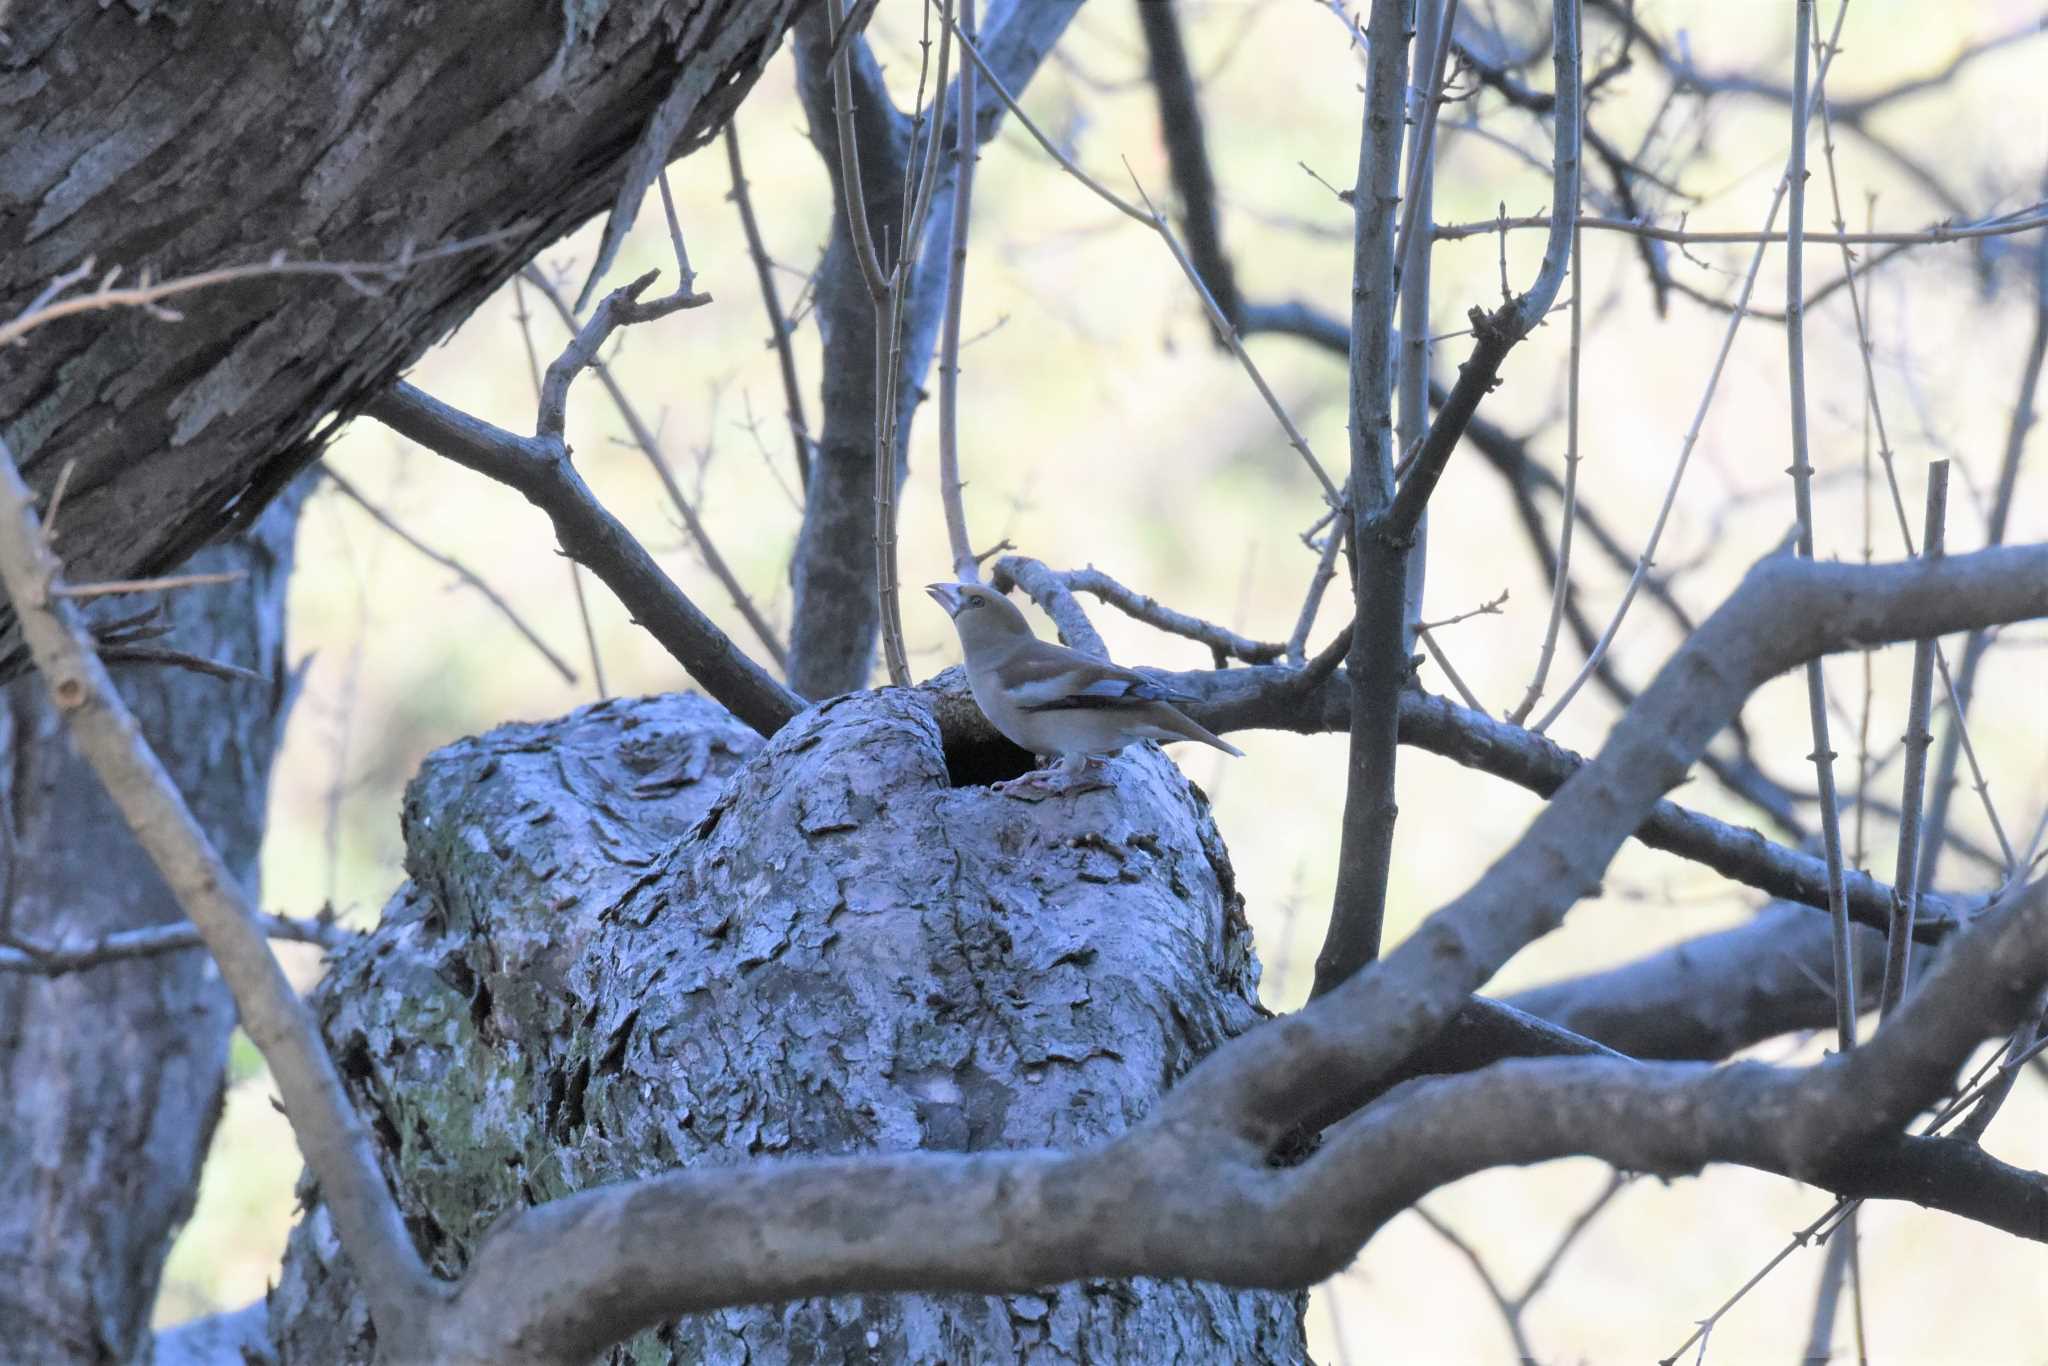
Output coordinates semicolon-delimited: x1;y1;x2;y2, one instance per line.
0;910;356;977
936;0;980;584
40;459;77;541
520;267;789;673
939;5;1341;505
1417;627;1485;712
97;645;270;686
1533;2;1856;733
1431;202;2048;247
1783;0;1857;1053
724;125;813;493
1061;565;1286;665
1418;589;1510;633
0;229;521;350
1878;461;1947;1020
319;466;578;684
1287;499;1349;666
51;571;246;599
1508;169;1584;724
1412;1205;1536;1361
512;273;608;697
533;268;711;442
0;432;441;1335
1809;52;2018;877
1920;214;2048;882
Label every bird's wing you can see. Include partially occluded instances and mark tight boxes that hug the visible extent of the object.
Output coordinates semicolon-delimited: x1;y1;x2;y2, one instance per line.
1001;640;1187;713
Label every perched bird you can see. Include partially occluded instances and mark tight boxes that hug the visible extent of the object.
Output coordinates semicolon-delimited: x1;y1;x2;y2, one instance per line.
926;581;1243;790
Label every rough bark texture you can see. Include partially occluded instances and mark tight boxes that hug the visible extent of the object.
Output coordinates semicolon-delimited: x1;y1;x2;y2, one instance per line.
0;488;302;1364
0;0;800;670
268;686;1305;1362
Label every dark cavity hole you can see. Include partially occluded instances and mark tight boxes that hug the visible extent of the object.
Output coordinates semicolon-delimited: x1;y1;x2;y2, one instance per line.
943;733;1036;788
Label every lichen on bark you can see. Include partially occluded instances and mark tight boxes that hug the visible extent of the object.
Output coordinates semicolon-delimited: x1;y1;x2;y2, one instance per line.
270;686;1305;1362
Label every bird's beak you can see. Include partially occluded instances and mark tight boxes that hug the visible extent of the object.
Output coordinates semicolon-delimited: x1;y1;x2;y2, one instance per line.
925;582;964;617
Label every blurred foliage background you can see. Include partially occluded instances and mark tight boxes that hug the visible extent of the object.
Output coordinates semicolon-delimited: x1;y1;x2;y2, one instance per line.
156;0;2047;1358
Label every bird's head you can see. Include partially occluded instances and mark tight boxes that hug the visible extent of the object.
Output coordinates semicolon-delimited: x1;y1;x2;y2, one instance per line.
925;582;1034;653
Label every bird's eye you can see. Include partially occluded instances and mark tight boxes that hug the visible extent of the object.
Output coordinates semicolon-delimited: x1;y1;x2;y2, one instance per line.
966;594;985;608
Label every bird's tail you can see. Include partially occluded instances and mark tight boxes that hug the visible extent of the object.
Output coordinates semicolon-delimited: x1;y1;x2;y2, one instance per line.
1160;707;1244;758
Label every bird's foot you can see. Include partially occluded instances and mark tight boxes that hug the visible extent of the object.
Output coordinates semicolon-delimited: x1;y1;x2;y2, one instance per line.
994;756;1111;799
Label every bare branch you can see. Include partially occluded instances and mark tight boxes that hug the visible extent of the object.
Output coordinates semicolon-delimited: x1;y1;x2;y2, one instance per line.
513;273;609;698
0;911;355;978
723;124;813;493
1783;0;1858;1053
534;269;710;444
1056;565;1285;665
50;571;246;600
990;555;1108;660
1318;0;1414;995
942;7;1341;505
1531;5;1859;734
0;231;519;350
0;433;442;1338
520;267;787;673
1432;203;2048;247
411;871;2048;1362
1879;462;1947;1019
937;0;981;583
96;644;271;687
364;383;801;738
319;466;578;684
1921;220;2048;883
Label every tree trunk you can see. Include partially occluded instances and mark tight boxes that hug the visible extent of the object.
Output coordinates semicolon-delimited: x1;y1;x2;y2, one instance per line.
268;686;1306;1361
0;0;800;670
0;487;303;1363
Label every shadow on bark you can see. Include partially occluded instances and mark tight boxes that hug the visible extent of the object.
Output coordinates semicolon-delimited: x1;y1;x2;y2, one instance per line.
270;686;1305;1361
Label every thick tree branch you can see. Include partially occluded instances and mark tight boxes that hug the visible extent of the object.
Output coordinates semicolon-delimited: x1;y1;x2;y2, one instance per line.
0;435;444;1343
364;381;801;738
1507;903;1888;1060
788;0;1087;697
1320;0;1413;995
415;871;2048;1362
1324;0;1582;992
1134;0;1242;333
1180;543;2048;1155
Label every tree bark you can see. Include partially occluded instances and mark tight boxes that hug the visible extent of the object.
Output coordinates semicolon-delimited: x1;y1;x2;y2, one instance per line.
267;686;1305;1362
0;487;303;1363
0;0;801;671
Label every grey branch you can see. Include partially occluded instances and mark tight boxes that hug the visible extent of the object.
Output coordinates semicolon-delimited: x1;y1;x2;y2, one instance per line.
0;434;443;1339
404;874;2048;1361
363;381;801;739
319;466;578;684
519;266;789;673
0;911;356;977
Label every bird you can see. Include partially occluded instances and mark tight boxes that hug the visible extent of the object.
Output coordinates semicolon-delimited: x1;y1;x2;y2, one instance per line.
926;581;1243;791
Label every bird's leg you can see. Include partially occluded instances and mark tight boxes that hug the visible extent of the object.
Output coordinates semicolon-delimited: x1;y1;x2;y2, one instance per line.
1054;752;1112;794
992;754;1061;796
992;752;1110;798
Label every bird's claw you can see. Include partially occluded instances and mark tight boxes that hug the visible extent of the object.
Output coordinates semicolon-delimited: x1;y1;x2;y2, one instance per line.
994;759;1111;799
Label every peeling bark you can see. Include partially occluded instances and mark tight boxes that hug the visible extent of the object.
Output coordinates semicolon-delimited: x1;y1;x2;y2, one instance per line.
0;489;302;1364
269;688;1304;1361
